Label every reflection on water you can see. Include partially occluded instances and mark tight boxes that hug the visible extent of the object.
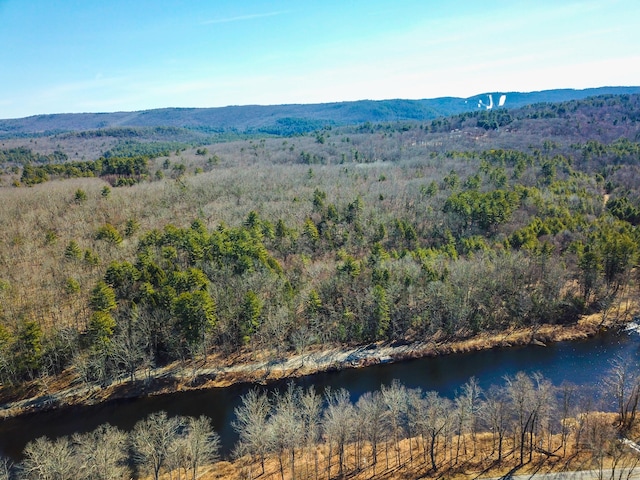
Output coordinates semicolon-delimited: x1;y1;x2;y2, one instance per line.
1;329;638;459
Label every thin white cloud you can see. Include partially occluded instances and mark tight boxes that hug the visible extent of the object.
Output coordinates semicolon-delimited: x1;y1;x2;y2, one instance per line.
45;76;127;95
201;10;289;25
2;0;637;118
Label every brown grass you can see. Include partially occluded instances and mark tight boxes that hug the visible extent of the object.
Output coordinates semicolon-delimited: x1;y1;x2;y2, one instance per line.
146;415;639;480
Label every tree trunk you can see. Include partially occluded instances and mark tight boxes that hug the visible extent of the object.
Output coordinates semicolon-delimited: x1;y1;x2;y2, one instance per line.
430;433;438;472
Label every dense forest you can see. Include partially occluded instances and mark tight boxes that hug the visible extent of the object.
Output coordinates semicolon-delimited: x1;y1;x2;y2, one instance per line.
0;93;639;397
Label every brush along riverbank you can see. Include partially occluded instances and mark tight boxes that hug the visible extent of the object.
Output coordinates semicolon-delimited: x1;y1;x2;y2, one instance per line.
0;301;637;420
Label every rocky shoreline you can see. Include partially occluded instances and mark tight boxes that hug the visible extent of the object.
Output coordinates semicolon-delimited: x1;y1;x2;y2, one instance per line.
0;309;636;420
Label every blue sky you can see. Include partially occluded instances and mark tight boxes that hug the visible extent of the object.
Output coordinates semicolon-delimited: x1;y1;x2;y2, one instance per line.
0;0;638;118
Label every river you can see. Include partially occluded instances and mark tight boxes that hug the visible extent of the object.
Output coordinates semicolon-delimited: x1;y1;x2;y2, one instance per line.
1;328;638;460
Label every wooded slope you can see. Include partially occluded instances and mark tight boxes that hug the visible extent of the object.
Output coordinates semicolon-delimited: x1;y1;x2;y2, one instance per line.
0;93;639;394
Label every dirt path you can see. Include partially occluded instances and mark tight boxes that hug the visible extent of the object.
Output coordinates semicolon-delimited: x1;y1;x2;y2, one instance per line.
481;469;640;480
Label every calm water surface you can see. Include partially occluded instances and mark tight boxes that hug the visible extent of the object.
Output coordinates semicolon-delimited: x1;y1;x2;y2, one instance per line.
1;329;638;459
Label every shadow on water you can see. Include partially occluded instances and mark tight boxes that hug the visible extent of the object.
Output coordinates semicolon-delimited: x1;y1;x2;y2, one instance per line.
1;329;638;460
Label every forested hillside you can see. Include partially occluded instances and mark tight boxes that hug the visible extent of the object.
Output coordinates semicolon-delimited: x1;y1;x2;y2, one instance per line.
1;86;638;138
0;94;639;397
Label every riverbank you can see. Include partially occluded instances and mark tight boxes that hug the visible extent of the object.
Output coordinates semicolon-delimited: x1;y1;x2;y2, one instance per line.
165;412;640;480
0;299;638;420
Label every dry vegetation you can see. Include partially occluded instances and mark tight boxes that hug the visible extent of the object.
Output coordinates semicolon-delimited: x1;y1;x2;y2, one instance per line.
1;96;640;404
11;377;640;480
196;419;639;480
0;94;640;480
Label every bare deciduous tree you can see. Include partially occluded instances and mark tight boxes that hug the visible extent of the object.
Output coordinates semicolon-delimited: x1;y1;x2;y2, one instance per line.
299;387;322;480
356;390;387;476
182;416;220;480
417;391;452;472
323;388;354;478
269;384;303;480
0;456;12;480
606;356;640;433
454;377;483;463
20;436;76;480
381;380;407;467
505;372;555;465
482;384;510;463
233;389;271;476
132;411;183;480
72;423;130;480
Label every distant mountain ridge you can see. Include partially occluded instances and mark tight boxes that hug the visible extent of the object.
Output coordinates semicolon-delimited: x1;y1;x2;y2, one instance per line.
2;86;639;137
